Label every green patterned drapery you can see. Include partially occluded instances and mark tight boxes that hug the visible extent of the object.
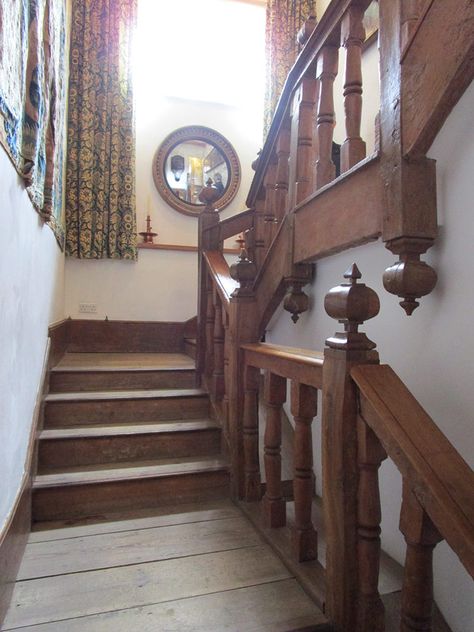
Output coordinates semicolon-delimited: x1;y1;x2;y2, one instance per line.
65;0;137;259
264;0;316;138
0;0;67;246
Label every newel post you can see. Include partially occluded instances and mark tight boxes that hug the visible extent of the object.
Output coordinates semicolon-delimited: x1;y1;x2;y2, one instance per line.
197;183;221;381
227;247;259;497
322;264;380;631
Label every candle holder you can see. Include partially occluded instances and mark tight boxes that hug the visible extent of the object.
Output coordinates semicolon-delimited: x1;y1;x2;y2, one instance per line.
139;215;158;244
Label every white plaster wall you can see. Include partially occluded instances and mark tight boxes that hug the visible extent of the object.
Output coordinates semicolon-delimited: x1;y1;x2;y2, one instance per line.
267;81;474;631
0;150;65;529
65;95;262;321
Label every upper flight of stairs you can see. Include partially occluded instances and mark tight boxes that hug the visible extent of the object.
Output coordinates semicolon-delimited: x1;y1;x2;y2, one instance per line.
33;351;230;522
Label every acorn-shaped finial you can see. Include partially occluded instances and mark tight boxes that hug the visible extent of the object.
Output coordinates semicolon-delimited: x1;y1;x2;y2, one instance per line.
324;264;380;350
199;178;221;210
229;249;257;298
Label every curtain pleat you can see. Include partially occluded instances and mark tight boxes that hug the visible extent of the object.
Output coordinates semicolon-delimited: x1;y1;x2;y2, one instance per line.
65;0;137;260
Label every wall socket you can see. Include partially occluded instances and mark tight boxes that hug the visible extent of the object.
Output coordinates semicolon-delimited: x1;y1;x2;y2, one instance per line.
79;302;97;314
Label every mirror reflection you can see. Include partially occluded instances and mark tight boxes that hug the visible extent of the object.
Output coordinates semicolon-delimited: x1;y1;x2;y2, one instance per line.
165;141;229;206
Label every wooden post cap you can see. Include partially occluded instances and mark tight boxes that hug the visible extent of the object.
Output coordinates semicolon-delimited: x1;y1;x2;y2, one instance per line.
199;179;222;210
230;249;257;298
324;264;380;350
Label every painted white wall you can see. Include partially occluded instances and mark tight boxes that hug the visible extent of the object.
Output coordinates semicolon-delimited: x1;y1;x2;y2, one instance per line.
0;150;65;530
267;81;474;631
65;94;263;321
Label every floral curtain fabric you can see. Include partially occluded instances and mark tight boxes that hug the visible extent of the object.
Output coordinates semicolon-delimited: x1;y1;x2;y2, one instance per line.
264;0;316;139
0;0;67;245
65;0;137;260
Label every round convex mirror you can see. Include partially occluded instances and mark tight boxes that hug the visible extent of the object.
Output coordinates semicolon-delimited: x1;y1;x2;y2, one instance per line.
152;126;241;216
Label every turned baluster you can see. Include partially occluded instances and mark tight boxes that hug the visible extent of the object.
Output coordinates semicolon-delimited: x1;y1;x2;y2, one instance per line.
254;195;266;269
401;0;422;51
295;78;318;204
262;371;287;528
356;419;387;632
212;294;225;401
263;158;277;254
222;310;230;436
291;381;318;561
340;5;366;173
315;44;339;188
243;364;261;501
399;483;443;632
274;115;291;221
205;279;215;381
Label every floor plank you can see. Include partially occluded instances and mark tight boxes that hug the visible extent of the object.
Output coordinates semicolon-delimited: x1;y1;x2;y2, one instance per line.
18;517;261;579
3;546;291;629
29;500;239;542
8;579;327;632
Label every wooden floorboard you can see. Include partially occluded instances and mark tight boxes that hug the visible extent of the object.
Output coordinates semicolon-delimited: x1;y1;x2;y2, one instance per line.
3;579;327;632
4;501;328;631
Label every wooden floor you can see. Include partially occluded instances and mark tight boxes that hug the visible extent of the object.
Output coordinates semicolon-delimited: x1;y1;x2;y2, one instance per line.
2;500;329;631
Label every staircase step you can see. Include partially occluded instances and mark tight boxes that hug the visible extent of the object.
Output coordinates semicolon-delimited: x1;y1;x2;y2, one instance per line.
50;368;197;392
38;420;221;470
44;388;210;427
184;337;197;359
32;457;230;521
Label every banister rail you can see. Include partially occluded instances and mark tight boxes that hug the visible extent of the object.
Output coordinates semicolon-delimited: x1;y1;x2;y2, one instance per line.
203;251;237;309
217;208;255;242
352;363;474;576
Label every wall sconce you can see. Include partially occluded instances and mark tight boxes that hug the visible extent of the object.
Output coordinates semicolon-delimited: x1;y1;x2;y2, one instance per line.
170;155;185;182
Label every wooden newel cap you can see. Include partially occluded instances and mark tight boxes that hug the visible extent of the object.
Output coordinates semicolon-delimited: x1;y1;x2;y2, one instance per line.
199;179;221;210
230;249;257;298
324;264;380;350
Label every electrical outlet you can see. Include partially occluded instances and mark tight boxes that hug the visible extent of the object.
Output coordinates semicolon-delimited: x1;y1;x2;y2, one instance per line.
79;302;97;313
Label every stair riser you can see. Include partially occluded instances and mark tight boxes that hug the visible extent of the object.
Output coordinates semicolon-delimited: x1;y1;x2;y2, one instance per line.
49;370;196;393
184;340;196;359
44;396;210;427
38;430;221;470
32;471;230;521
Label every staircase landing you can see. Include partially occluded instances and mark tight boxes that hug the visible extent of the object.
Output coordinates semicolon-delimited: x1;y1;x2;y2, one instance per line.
3;500;330;631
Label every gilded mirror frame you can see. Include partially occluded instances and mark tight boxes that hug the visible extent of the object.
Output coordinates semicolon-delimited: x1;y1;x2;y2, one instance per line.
152;125;241;217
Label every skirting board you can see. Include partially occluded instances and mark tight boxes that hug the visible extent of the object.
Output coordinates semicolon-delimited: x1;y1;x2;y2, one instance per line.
0;338;50;626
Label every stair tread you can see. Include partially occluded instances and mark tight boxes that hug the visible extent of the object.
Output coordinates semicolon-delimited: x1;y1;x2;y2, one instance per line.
34;456;229;488
52;352;195;372
40;420;220;439
45;387;207;402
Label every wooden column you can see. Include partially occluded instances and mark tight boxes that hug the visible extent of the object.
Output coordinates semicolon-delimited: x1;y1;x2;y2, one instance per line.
254;195;266;269
356;420;387;632
295;78;318;205
263;158;278;255
291;381;318;561
315;44;339;188
399;484;443;632
274;115;291;222
243;364;261;501
379;0;437;314
212;294;225;401
204;280;215;382
340;4;366;173
262;371;287;528
222;311;230;438
322;264;380;631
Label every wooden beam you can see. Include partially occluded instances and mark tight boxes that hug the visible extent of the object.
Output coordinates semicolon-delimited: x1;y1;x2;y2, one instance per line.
293;156;382;263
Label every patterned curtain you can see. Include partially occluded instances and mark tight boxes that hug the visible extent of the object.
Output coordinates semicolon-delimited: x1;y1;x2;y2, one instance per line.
264;0;316;138
65;0;137;259
0;0;67;245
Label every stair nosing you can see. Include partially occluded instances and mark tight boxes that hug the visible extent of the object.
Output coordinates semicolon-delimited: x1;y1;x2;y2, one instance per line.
39;420;220;440
50;365;196;374
44;387;207;403
33;458;229;489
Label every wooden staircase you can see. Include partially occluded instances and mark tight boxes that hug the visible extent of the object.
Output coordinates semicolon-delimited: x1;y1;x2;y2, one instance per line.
33;352;230;523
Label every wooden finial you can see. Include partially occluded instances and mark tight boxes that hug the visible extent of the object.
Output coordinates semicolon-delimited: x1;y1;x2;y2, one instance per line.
383;239;437;315
324;264;380;349
297;15;318;47
251;149;262;171
229;249;257;298
283;281;309;323
199;178;221;211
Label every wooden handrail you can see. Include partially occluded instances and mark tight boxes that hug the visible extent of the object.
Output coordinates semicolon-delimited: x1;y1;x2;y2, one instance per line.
352;363;474;577
203;251;238;310
218;208;255;241
242;342;323;389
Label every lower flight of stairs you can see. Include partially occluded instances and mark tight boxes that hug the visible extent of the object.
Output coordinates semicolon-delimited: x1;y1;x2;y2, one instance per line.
33;353;229;522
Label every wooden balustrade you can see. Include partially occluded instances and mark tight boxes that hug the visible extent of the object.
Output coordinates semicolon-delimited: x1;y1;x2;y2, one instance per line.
315;44;339;188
